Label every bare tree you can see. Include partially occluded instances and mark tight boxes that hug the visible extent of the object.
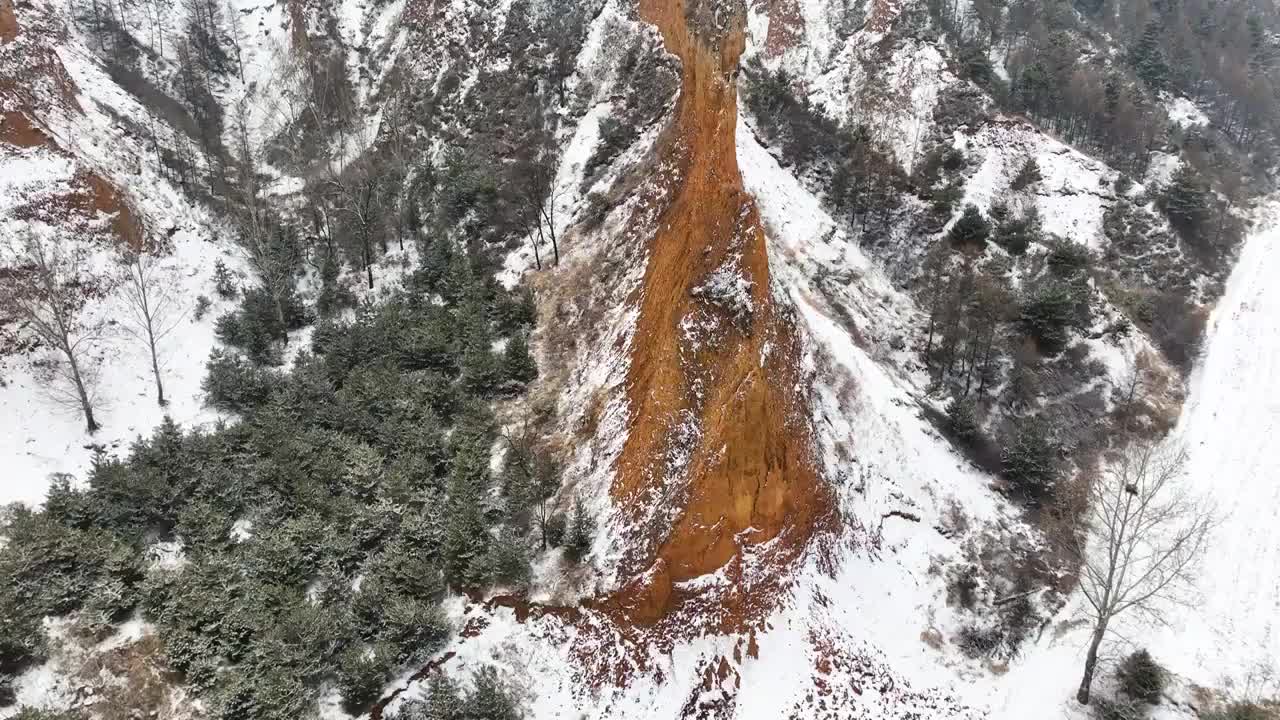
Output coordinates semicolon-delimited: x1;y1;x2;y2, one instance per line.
324;161;383;290
119;249;184;406
0;233;106;433
243;224;303;345
515;157;562;267
1069;441;1213;704
225;0;246;82
500;426;561;550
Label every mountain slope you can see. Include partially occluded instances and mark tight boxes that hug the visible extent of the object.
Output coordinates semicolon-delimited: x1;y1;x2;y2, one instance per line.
3;0;1279;716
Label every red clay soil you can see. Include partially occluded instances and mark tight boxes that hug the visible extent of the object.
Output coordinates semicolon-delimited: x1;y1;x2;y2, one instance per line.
1;111;48;147
0;0;17;43
607;0;833;627
763;0;804;57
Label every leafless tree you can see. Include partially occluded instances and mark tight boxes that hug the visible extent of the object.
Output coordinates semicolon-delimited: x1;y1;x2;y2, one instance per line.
1069;441;1213;704
119;249;184;406
515;157;562;268
324;160;383;290
0;233;107;433
499;426;561;550
225;0;245;82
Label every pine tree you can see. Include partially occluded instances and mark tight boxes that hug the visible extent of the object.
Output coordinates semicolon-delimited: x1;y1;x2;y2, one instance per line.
1160;164;1211;238
460;294;501;396
564;496;594;563
442;428;492;589
484;527;531;589
1000;419;1058;507
947;205;992;248
993;205;1041;255
424;675;463;720
946;397;979;442
501;333;538;386
1130;22;1169;91
213;258;238;299
464;666;520;720
1009;157;1042;192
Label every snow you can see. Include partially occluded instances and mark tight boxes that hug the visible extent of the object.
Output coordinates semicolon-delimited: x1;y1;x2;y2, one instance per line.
1146;202;1280;692
956;121;1119;250
1145;152;1183;190
0;229;232;507
1;12;239;507
1166;96;1209;129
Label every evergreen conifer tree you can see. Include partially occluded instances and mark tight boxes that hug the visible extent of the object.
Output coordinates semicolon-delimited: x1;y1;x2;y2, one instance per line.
1161;164;1211;238
1130;22;1169;90
442;428;492;589
425;675;463;720
460;294;501;395
947;205;992;248
501;333;538;386
564;496;595;563
465;666;520;720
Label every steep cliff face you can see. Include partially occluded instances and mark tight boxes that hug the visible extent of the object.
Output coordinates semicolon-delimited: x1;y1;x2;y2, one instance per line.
609;0;832;625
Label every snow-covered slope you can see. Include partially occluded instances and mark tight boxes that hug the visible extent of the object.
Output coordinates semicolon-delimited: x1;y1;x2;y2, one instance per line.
1149;203;1280;693
0;0;245;506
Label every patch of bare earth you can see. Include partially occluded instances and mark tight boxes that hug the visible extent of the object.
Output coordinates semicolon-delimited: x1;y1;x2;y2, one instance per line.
605;0;833;630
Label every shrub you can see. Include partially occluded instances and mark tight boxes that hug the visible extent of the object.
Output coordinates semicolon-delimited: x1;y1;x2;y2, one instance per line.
8;708;88;720
202;349;280;413
957;624;1002;658
1117;649;1165;704
1010;157;1043;192
583;116;640;183
947;564;980;609
194;294;213;321
947;205;992;249
946;397;980;443
1202;702;1278;720
213;259;238;299
1148;291;1206;375
1092;696;1146;720
1000;419;1058;507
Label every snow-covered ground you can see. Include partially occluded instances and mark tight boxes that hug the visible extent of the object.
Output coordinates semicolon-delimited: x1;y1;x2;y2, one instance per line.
0;230;233;508
1;2;242;507
1147;202;1280;695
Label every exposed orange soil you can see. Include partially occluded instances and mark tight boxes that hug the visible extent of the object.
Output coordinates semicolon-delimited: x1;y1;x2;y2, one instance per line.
608;0;833;626
1;110;47;147
0;0;17;43
763;0;804;57
0;1;142;248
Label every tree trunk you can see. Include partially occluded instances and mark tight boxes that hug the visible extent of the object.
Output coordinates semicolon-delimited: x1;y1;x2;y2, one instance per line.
274;294;289;346
67;351;99;434
148;334;166;406
1076;623;1107;704
362;233;375;290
